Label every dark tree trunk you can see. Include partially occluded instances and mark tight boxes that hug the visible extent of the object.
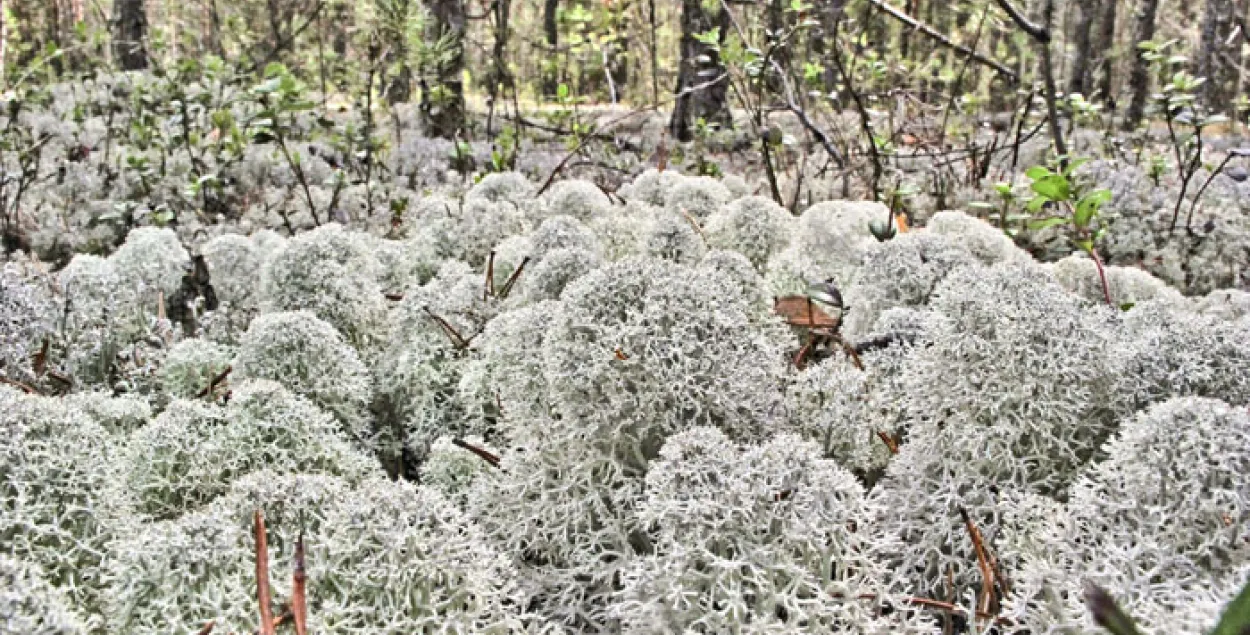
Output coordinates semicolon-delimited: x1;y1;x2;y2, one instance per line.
1198;0;1237;112
542;0;559;97
1094;0;1117;105
669;0;732;141
1067;0;1095;96
205;0;224;57
1123;0;1160;130
766;0;790;92
112;0;148;70
420;0;466;137
812;0;846;93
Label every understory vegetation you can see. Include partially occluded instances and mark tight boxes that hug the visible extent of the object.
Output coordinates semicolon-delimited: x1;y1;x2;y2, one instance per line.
2;0;1250;633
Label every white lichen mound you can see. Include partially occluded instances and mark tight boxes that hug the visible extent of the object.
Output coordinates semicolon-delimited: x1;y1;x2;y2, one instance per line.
665;175;732;221
615;428;938;634
703;195;794;269
258;223;388;350
109;227;191;302
200;232;262;310
1050;252;1184;307
638;210;707;264
520;247;601;302
0;263;54;385
0;555;86;635
839;230;980;340
56;255;141;385
0;393;117;624
869;262;1123;600
233;310;374;445
1006;397;1250;634
764;200;881;297
542;178;612;222
469;257;794;628
529;215;601;261
1114;299;1250;414
158;338;233;398
103;472;547;633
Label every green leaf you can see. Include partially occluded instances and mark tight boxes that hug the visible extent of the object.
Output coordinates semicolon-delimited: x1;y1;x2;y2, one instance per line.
1025;166;1052;180
1210;576;1250;635
1027;217;1068;231
1026;196;1050;213
1031;174;1071;202
1062;157;1091;177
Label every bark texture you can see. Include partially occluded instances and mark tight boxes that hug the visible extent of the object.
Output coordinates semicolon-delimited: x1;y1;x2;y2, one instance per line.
670;0;732;141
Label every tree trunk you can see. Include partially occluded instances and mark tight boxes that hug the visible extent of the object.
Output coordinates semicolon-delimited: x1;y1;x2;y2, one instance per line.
669;0;732;141
542;0;559;97
419;0;466;138
1067;0;1095;96
1093;0;1117;105
112;0;148;70
1198;0;1236;112
1123;0;1160;130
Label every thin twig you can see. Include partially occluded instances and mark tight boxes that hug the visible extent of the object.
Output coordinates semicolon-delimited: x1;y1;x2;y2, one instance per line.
254;510;276;635
496;256;530;299
291;529;308;635
196;365;233;399
423;307;470;349
959;506;998;617
452;438;502;468
867;0;1017;82
535;73;729;195
195;620;216;635
0;376;42;395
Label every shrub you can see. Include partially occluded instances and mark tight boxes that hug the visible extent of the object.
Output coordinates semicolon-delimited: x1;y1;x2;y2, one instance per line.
1006;397;1250;634
0;555;86;635
234;311;374;445
703;195;794;269
614;427;937;634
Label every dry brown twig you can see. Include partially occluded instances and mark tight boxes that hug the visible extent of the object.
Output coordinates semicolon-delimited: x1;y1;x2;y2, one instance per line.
958;506;1000;618
452;438;502;468
254;509;276;635
291;530;308;635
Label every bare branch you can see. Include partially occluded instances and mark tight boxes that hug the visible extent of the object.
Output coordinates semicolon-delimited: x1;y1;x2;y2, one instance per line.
991;0;1050;42
867;0;1018;82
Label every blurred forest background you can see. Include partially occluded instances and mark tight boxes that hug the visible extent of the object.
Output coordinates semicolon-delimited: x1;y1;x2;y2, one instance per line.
1;0;1247;228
